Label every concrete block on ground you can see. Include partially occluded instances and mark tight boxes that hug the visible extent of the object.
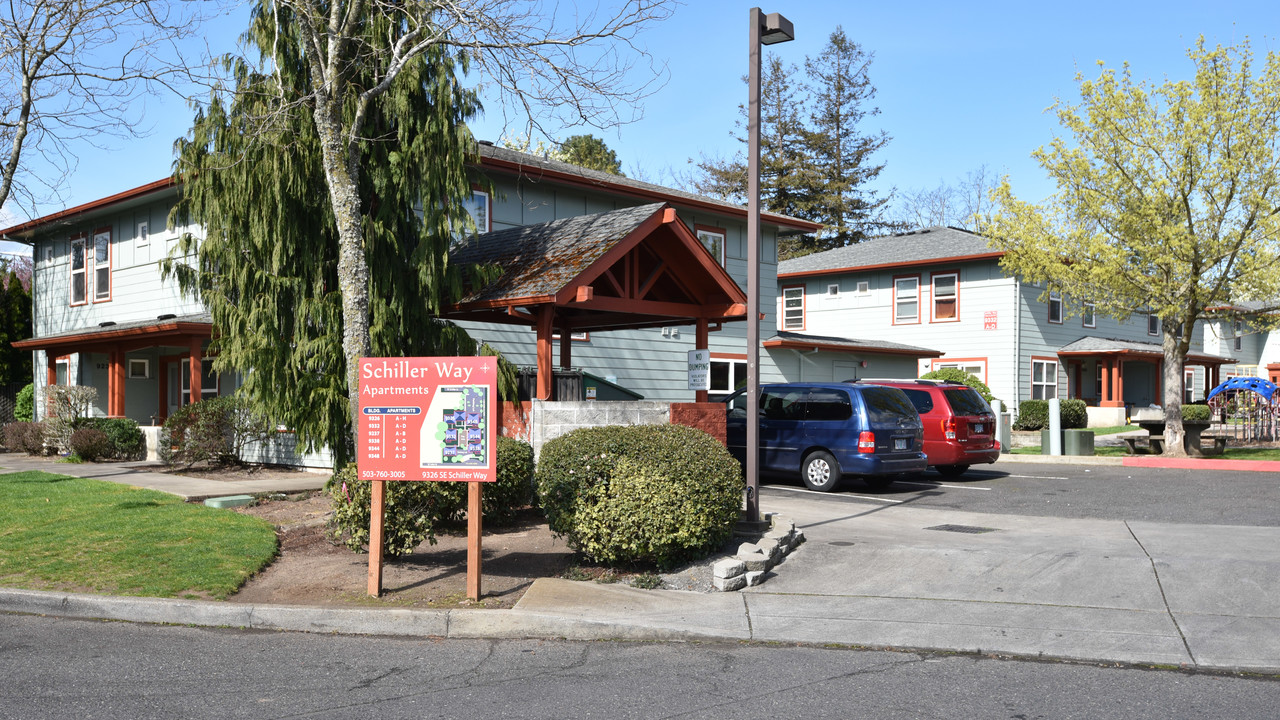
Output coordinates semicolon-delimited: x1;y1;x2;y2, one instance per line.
204;495;255;509
738;550;772;572
714;574;747;592
745;571;766;587
713;559;746;579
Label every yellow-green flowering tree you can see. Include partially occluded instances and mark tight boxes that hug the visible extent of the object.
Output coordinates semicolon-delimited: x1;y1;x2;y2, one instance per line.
987;38;1280;456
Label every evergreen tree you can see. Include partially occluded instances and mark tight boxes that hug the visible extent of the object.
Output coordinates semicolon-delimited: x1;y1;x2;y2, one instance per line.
692;29;891;259
559;134;624;175
166;4;490;465
0;268;32;387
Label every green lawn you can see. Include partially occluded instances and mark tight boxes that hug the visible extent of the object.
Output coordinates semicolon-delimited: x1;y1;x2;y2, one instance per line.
0;471;278;600
1088;425;1139;436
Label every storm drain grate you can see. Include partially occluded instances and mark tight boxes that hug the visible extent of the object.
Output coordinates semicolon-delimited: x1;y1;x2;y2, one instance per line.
926;524;998;535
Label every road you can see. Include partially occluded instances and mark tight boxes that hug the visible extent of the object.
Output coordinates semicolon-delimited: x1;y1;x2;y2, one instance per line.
2;614;1278;719
759;459;1280;526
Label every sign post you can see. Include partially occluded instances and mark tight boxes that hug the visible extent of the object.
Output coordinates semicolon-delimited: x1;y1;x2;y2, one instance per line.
358;357;497;599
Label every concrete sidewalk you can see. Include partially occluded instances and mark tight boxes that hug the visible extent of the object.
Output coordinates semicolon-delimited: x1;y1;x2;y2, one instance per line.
0;454;328;499
2;454;1277;674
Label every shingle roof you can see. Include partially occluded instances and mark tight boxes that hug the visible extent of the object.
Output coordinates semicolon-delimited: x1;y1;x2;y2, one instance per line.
764;331;942;358
777;226;1001;276
450;203;665;304
26;311;212;343
1057;336;1231;364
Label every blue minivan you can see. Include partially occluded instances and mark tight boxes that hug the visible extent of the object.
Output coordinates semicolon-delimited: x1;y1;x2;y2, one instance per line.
724;382;927;492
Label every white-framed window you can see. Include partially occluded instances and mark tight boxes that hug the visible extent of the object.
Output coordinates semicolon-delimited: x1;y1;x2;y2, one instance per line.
180;357;219;405
69;235;87;305
55;357;69;386
826;283;839;298
856;281;870;294
460;189;491;235
1032;358;1058;399
136;221;149;248
781;285;805;330
1047;291;1063;324
709;358;747;397
894;276;919;324
128;358;150;379
1147;312;1160;336
1184;368;1195;404
932;359;987;382
1234;319;1243;351
92;228;111;302
932;272;958;322
696;226;726;266
1096;363;1104;397
1082;302;1096;328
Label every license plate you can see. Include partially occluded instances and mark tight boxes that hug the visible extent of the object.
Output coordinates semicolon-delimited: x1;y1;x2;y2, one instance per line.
893;437;908;450
974;423;984;433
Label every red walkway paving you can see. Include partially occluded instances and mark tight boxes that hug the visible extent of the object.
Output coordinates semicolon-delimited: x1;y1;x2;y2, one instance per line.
1123;456;1280;473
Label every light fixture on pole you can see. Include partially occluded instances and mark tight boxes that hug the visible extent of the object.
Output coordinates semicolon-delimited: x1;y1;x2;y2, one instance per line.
745;7;793;524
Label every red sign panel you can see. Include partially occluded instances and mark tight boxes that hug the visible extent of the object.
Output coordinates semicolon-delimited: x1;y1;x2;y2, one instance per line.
358;357;496;482
984;310;998;330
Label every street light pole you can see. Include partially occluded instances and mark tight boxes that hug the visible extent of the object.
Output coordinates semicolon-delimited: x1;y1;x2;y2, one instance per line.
745;8;793;524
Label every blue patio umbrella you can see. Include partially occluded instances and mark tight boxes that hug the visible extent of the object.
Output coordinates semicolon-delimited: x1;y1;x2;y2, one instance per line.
1205;376;1278;403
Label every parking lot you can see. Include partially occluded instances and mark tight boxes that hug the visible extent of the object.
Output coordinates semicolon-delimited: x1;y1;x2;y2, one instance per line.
758;459;1280;527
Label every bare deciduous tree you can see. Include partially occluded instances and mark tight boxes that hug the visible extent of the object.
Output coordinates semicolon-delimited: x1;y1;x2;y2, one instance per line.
0;0;213;217
894;165;998;232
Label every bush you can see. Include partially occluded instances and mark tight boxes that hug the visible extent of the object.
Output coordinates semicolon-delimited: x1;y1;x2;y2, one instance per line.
161;395;275;466
41;385;98;453
1014;399;1048;430
68;427;113;461
14;383;33;422
1183;404;1211;423
326;437;536;557
920;367;996;403
3;421;45;455
535;424;743;570
73;417;146;460
1060;398;1088;429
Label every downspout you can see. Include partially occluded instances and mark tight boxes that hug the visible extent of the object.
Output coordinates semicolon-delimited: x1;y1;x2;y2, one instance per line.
1013;276;1021;418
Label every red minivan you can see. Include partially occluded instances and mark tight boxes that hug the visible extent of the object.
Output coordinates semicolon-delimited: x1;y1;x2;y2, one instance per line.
849;379;1000;477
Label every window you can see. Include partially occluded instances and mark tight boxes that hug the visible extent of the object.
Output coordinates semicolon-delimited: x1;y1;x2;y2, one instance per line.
710;358;747;396
894;276;919;324
1032;358;1058;399
136;221;149;248
827;283;839;298
92;228;111;302
695;225;726;266
1184;368;1195;404
933;359;987;382
44;245;54;263
856;281;870;294
69;235;87;305
1095;363;1104;397
932;272;958;322
782;285;805;330
806;388;853;421
1234;319;1243;351
460;190;491;235
1082;302;1095;328
128;358;149;379
55;357;69;386
180;358;219;405
1147;312;1160;336
1047;291;1063;324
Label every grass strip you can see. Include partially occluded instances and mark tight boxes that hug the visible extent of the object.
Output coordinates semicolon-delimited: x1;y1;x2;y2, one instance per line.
0;471;277;600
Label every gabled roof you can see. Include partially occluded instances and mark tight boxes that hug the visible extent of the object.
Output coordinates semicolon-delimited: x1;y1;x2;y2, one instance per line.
445;202;746;332
13;311;212;351
763;331;942;358
777;226;1002;278
1057;336;1232;365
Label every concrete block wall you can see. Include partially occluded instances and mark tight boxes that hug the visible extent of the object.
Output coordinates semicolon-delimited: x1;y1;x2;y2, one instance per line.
525;400;671;458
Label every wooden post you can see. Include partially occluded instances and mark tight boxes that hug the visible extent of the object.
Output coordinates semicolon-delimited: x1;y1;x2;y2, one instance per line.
695;318;709;403
536;306;554;400
367;479;386;597
467;481;483;600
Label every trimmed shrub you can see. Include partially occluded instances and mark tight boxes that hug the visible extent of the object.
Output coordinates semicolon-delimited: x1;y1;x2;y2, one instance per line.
326;464;467;557
1060;399;1088;429
161;395;275;466
2;421;45;455
1183;404;1211;423
1014;400;1049;430
483;437;535;525
42;385;97;453
326;438;535;557
73;417;146;460
14;383;33;423
920;367;996;404
69;427;113;461
535;424;743;570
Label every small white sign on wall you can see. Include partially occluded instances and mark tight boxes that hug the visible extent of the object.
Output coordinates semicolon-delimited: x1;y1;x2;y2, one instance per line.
688;349;711;391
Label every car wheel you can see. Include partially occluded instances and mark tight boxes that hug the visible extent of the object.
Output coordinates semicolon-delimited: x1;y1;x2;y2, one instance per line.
937;464;970;478
864;475;895;490
801;451;841;492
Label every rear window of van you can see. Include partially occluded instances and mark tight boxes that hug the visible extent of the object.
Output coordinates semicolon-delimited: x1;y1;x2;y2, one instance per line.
943;387;991;416
859;387;918;424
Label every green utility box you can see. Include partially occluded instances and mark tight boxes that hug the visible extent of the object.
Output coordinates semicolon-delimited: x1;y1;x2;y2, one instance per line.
1063;429;1095;456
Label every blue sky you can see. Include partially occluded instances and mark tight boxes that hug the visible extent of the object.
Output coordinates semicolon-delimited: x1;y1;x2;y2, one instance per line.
2;0;1275;249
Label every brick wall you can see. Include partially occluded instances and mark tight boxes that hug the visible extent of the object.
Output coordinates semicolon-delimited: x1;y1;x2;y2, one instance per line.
670;402;727;445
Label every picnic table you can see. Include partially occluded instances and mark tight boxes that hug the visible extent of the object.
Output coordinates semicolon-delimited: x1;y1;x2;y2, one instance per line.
1126;421;1226;457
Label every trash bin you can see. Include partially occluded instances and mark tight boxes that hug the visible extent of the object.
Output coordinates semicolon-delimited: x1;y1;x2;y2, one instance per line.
1063;429;1095;456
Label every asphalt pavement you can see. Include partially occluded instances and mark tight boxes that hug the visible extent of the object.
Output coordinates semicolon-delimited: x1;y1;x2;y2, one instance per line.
1;453;1278;674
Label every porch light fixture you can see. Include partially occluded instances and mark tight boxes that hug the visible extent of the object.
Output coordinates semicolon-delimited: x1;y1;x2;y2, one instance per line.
745;7;794;524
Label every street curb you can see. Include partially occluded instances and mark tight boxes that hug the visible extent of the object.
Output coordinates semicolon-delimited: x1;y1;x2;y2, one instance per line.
998;454;1125;466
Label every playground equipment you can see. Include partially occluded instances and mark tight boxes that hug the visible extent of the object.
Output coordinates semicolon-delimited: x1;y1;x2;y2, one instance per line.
1206;377;1279;442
